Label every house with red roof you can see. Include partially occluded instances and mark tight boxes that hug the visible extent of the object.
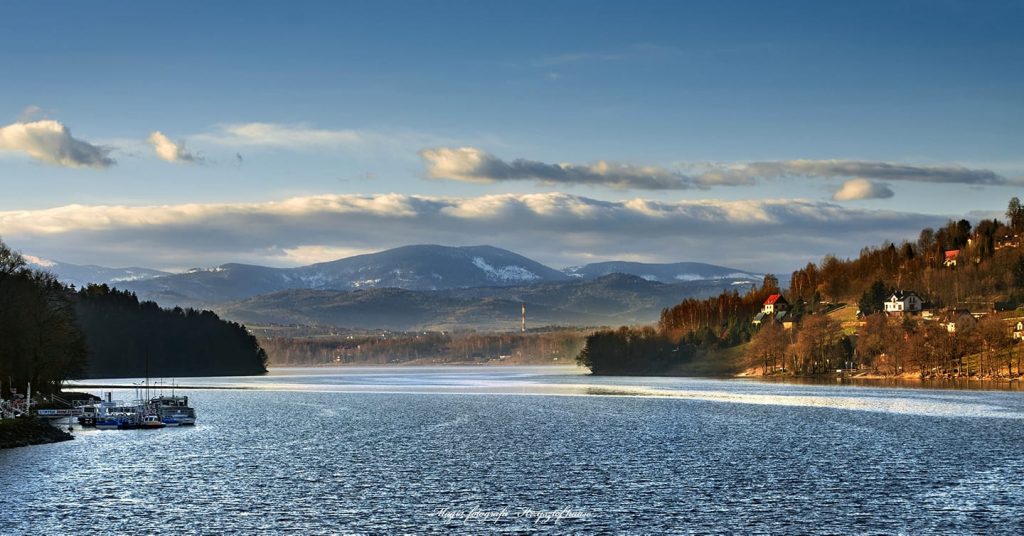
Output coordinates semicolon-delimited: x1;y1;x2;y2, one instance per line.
944;250;960;267
753;294;796;328
761;294;789;315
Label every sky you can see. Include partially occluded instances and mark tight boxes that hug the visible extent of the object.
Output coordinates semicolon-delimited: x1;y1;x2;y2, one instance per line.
0;0;1021;273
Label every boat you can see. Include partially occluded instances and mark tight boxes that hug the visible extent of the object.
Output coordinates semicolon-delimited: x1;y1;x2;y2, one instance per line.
116;410;143;430
94;410;141;430
82;391;197;430
150;395;197;426
94;415;120;430
89;398;140;430
140;414;166;429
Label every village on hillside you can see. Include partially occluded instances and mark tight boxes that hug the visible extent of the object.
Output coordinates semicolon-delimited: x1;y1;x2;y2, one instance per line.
580;199;1024;379
744;235;1024;379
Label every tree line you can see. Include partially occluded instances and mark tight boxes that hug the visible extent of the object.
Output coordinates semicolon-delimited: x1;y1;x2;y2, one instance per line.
74;284;268;378
258;329;586;365
0;238;267;394
578;274;783;375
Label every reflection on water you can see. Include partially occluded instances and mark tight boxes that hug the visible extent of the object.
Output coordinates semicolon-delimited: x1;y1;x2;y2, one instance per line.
1;366;1021;534
753;374;1024;392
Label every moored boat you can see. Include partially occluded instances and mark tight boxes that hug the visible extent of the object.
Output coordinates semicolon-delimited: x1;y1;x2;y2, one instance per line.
140;414;166;429
150;395;197;426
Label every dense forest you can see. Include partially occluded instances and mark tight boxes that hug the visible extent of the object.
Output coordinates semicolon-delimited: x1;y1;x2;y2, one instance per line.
577;276;780;375
578;198;1024;378
258;328;585;365
74;284;268;378
0;238;267;392
575;326;692;375
0;241;87;395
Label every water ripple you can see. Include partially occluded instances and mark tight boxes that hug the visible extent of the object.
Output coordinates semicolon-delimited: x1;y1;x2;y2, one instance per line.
3;368;1022;534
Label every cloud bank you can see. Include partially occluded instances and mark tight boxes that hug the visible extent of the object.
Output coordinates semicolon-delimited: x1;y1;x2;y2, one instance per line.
148;131;202;164
0;192;946;273
0;120;114;168
700;160;1010;187
420;147;689;190
421;147;1012;194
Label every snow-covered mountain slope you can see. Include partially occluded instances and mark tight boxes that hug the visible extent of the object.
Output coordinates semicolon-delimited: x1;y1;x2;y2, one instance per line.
117;245;572;305
23;255;172;288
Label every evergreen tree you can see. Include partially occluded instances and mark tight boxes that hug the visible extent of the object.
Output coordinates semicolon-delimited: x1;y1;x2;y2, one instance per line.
0;239;88;395
1007;197;1024;233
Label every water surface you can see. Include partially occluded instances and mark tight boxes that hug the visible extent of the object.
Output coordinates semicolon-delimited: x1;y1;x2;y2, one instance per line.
2;367;1021;534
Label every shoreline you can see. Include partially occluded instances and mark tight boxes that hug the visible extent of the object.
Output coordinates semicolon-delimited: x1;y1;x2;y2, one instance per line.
68;363;1024;393
738;369;1024;382
0;418;74;450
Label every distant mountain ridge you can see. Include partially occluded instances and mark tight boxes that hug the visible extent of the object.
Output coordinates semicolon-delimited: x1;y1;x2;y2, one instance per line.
25;245;767;328
116;245;573;305
562;261;762;284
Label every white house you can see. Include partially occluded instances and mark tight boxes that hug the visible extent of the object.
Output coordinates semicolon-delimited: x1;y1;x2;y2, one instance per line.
884;290;923;314
1014;321;1023;341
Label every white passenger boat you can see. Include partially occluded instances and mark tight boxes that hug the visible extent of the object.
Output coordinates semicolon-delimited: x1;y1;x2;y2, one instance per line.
150;395;197;426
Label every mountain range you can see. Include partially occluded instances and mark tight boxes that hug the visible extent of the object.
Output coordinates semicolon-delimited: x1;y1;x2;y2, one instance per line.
218;273;756;331
26;245;764;329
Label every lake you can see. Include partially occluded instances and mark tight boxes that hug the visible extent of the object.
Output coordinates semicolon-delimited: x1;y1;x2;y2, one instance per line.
2;366;1022;534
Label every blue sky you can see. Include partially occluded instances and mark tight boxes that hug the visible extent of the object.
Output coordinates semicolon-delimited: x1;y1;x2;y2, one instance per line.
0;1;1021;272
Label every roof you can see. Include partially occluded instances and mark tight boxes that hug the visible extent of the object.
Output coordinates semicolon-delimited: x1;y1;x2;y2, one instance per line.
764;294;786;305
889;290;920;301
945;250;961;260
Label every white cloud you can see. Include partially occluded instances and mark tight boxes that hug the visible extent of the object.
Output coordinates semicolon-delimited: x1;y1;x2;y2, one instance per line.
0;119;114;168
832;178;895;201
148;131;202;164
0;192;947;273
193;122;364;148
421;148;1013;193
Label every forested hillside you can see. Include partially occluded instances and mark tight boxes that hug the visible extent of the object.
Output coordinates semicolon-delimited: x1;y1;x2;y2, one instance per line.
578;198;1024;378
0;237;268;388
74;285;268;378
787;206;1024;307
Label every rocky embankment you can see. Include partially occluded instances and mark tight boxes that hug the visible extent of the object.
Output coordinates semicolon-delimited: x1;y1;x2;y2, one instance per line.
0;418;73;449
